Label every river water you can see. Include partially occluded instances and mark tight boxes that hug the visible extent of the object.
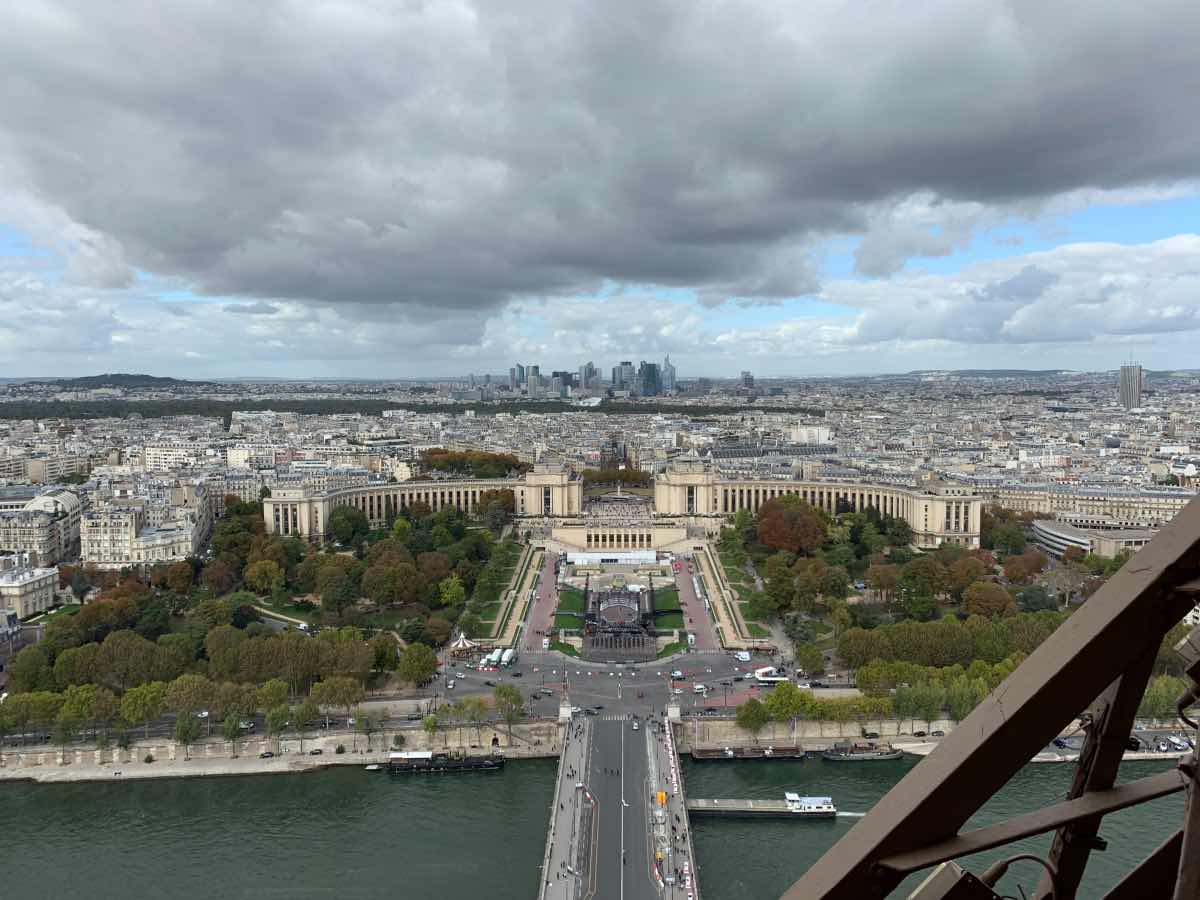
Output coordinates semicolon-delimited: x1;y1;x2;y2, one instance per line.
0;756;1184;899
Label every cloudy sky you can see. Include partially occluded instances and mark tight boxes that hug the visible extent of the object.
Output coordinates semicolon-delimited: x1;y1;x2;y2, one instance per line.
2;0;1199;379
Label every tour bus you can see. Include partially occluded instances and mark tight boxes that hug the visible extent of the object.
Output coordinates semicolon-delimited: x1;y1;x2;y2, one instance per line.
486;648;504;667
501;648;516;667
754;665;789;686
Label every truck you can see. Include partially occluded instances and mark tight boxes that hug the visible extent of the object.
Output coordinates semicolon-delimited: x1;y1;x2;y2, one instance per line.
500;648;516;667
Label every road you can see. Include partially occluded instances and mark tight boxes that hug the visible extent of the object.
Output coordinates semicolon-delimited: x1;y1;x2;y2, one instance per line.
589;718;657;900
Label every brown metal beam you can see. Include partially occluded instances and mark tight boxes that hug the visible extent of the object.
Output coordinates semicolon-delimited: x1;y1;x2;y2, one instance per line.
1100;829;1182;899
780;496;1200;900
1033;647;1160;900
877;767;1188;874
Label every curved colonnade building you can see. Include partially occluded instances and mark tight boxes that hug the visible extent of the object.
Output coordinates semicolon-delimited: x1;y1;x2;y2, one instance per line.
262;459;983;551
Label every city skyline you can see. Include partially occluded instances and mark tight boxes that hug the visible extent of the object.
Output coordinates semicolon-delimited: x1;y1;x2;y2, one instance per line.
1;2;1198;379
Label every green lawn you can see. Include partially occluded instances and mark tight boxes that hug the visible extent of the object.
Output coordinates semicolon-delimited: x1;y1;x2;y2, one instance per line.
653;587;680;611
34;603;81;623
745;622;771;638
553;611;584;629
550;640;580;657
260;599;321;625
655;611;684;630
657;640;686;659
557;587;586;612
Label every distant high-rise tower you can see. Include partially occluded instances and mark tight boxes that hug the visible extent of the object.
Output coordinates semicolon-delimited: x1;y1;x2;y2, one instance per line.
1119;364;1143;409
661;355;677;394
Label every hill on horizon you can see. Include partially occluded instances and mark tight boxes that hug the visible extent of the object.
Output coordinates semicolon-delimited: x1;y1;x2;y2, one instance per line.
28;373;213;389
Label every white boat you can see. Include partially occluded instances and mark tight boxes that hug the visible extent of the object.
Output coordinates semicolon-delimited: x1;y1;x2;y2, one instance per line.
785;793;837;817
364;764;384;771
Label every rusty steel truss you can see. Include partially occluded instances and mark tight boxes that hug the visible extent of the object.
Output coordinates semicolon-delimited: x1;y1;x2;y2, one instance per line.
782;496;1200;899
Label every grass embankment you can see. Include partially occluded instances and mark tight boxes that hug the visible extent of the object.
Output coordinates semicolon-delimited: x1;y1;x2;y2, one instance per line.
473;540;523;625
657;640;686;659
550;640;580;657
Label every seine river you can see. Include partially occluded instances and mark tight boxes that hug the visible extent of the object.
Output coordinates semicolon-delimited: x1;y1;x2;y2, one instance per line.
0;756;1183;899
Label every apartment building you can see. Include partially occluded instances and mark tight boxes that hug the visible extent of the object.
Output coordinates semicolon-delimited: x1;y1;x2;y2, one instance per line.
0;558;59;618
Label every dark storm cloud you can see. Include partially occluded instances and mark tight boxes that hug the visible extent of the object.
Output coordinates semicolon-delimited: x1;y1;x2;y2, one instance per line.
1;0;1198;312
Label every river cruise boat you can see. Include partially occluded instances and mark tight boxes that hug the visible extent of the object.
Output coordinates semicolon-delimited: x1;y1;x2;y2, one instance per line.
387;750;505;774
691;745;806;761
785;793;837;817
821;741;903;761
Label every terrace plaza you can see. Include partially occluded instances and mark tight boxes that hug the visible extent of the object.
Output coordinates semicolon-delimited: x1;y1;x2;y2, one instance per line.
262;457;984;551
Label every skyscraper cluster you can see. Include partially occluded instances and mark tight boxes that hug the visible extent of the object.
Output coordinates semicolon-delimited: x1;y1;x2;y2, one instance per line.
506;357;679;398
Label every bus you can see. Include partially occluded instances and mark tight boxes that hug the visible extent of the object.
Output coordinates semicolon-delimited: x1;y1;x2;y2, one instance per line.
754;666;789;686
485;648;504;667
501;648;516;667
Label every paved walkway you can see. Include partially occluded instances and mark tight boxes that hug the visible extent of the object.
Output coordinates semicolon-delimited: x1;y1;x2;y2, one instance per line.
674;563;717;651
540;717;591;900
651;720;699;899
523;551;560;653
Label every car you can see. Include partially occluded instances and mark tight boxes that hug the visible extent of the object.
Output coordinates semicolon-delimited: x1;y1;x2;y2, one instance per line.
733;675;744;682
584;708;598;716
632;721;639;731
931;730;946;737
809;681;827;688
913;730;927;737
540;688;555;696
406;713;423;721
239;720;255;730
259;751;275;759
796;682;811;689
511;672;523;678
863;731;880;739
454;672;466;679
446;681;455;690
196;710;209;719
672;688;683;695
309;748;323;755
593;705;605;710
570;706;582;715
670;670;684;679
484;680;496;687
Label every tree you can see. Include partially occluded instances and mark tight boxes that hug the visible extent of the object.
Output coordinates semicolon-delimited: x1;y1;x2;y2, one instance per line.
329;506;370;546
222;713;244;757
493;683;524;738
369;633;398;673
1016;585;1058;614
256;677;290;712
8;645;53;693
755;498;828;556
174;712;203;759
166;673;214;717
423;616;453;645
992;523;1027;556
946;557;988;602
398;643;438;686
438;575;467;610
120;681;168;740
244;560;285;595
266;704;290;750
423;713;442;748
294;698;320;752
865;564;899;602
898;556;947;600
735;698;770;743
963;582;1018;618
795;643;825;676
762;682;806;739
310;676;364;728
165;561;194;595
459;696;489;744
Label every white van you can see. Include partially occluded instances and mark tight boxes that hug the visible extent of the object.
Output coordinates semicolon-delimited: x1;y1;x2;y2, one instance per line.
693;684;708;695
542;637;550;650
734;651;752;663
